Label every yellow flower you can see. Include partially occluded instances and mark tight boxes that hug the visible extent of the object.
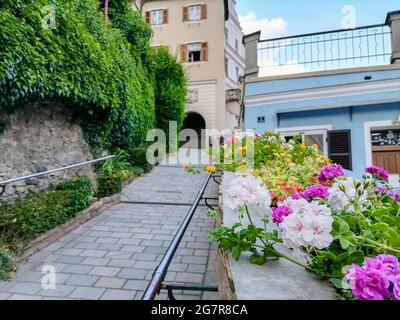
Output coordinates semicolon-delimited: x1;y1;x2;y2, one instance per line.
267;130;273;135
205;165;217;173
312;144;319;149
182;163;190;169
264;144;269;149
238;146;247;152
299;144;306;149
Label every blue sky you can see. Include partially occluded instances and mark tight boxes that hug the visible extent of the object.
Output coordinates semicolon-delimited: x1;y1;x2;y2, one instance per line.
237;0;399;38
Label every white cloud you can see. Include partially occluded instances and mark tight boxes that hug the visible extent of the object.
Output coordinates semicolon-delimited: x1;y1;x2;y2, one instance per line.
238;12;288;39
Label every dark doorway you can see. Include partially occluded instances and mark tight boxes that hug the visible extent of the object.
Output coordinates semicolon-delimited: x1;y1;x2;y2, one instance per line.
181;112;206;149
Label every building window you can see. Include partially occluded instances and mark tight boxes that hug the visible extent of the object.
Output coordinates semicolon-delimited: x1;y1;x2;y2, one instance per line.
225;28;228;41
187;43;202;62
235;67;239;81
225;58;228;77
257;116;265;123
280;129;329;156
188;5;201;21
235;39;239;52
150;10;164;26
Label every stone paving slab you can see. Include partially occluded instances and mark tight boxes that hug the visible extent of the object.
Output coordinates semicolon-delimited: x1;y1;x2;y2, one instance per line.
0;159;219;300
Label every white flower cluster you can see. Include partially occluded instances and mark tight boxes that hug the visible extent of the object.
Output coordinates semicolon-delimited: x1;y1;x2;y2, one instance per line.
280;198;334;250
226;174;271;210
328;178;367;213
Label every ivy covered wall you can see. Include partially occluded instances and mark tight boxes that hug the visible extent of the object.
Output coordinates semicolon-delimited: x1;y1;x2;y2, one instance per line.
0;0;186;154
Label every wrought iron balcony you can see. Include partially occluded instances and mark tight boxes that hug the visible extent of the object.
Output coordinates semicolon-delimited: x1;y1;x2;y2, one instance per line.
257;24;392;75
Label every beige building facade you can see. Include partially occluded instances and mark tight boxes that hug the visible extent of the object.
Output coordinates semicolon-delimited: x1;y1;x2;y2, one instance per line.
135;0;245;132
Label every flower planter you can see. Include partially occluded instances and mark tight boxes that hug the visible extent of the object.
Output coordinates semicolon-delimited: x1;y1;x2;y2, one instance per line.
217;171;338;300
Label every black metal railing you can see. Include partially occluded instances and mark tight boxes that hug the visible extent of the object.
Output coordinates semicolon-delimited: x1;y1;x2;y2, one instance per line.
258;23;392;74
142;171;219;300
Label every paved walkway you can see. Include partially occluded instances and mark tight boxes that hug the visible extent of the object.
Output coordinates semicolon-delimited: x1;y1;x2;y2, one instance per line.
0;152;219;300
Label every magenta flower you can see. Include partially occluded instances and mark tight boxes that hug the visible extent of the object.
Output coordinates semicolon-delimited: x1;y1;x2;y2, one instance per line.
317;164;344;183
272;205;293;224
301;185;329;201
346;254;400;300
365;166;389;180
346;264;391;300
375;255;400;279
376;187;400;203
290;193;302;200
393;275;400;300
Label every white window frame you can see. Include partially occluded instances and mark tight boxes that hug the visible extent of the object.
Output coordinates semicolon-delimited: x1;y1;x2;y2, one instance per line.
151;9;164;26
187;42;202;63
277;125;332;156
188;5;201;21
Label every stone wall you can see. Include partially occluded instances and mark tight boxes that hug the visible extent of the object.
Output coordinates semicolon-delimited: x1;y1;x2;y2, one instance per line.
0;102;96;201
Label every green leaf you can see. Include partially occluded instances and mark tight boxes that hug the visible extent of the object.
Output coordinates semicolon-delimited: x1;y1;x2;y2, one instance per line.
250;253;266;265
232;246;242;261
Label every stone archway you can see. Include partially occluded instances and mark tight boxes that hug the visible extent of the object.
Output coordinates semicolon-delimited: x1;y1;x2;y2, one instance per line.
181;112;206;149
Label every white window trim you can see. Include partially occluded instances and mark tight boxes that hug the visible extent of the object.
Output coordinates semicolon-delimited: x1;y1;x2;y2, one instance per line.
277;125;333;156
363;120;400;167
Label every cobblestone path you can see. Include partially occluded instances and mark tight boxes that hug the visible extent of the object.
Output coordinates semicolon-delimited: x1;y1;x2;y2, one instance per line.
0;154;219;300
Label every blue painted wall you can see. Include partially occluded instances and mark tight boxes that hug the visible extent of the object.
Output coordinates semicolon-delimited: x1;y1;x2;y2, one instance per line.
244;68;400;176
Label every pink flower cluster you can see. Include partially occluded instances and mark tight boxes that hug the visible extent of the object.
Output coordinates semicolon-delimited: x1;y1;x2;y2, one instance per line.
272;205;292;224
365;166;389;180
301;185;329;201
346;255;400;300
317;164;344;183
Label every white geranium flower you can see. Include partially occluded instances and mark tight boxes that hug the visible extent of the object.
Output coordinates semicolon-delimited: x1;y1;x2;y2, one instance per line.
328;178;367;213
280;199;334;250
226;175;271;210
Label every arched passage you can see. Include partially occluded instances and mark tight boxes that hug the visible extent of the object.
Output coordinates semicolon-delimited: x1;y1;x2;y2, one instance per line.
181;112;206;149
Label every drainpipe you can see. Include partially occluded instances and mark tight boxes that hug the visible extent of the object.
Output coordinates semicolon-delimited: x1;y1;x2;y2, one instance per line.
386;10;400;64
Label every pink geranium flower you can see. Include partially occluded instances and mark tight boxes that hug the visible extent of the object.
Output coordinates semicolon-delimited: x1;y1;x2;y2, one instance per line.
271;205;293;224
346;254;400;300
365;166;389;180
301;185;329;201
317;164;344;183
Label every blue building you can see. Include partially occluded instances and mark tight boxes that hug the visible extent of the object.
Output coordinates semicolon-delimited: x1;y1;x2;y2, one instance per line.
242;11;400;186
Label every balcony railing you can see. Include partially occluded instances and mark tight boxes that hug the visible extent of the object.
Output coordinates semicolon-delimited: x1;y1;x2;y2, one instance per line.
257;24;392;75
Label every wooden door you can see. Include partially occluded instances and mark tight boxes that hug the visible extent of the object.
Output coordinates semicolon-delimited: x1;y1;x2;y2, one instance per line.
372;146;400;174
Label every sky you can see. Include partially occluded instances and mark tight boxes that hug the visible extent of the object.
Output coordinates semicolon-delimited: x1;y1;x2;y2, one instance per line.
237;0;399;39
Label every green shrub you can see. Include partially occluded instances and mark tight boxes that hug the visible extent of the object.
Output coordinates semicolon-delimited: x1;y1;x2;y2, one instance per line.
56;176;92;192
127;147;153;172
96;171;126;198
0;183;93;251
0;249;13;280
153;48;187;142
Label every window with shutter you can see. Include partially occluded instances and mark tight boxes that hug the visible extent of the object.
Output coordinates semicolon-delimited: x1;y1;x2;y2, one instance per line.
145;11;150;24
201;42;208;61
201;4;208;20
163;9;168;24
183;7;189;21
328;130;353;170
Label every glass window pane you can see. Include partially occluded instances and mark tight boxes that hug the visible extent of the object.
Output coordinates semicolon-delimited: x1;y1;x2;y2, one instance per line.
304;134;324;154
188;5;201;21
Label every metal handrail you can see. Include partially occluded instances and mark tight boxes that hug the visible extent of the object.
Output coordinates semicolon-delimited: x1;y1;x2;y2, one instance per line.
142;172;213;300
0;155;115;187
258;23;387;43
